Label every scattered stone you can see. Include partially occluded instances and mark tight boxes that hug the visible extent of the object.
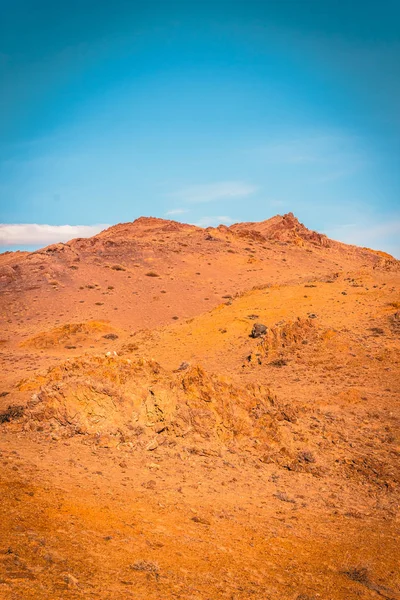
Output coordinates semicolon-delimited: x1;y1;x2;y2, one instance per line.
280;406;297;423
142;480;156;490
103;333;119;340
147;462;160;470
154;423;166;434
64;573;79;586
308;313;317;319
146;439;158;451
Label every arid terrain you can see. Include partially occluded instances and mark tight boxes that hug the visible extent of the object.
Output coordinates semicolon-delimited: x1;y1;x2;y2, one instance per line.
0;212;399;600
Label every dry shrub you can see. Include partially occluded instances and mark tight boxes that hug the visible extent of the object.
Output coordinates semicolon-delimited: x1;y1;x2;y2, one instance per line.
0;405;24;423
130;560;159;573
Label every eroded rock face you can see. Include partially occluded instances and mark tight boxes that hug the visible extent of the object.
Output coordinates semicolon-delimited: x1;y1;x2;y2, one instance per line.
229;213;332;247
0;265;18;282
21;321;117;349
19;356;283;453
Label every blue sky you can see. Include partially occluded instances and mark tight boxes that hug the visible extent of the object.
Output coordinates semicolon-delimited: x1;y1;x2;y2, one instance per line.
1;0;399;255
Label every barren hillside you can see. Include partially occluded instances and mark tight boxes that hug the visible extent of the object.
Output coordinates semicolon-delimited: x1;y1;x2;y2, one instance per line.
1;214;399;600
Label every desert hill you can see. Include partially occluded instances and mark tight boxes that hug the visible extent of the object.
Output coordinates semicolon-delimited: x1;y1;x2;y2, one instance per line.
0;213;395;345
0;214;399;599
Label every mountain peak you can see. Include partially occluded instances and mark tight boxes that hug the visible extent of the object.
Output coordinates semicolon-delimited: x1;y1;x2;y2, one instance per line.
229;212;328;247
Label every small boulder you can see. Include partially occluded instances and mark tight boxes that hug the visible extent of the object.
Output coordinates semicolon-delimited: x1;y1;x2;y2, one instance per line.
142;480;157;490
64;573;79;587
251;323;267;338
146;439;158;451
154;423;166;434
191;516;210;525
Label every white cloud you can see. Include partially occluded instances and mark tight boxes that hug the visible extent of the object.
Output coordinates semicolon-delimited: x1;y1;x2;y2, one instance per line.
165;208;188;216
0;223;109;246
172;181;257;203
193;216;235;228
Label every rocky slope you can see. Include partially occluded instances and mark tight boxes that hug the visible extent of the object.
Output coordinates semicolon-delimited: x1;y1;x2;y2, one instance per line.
0;214;399;600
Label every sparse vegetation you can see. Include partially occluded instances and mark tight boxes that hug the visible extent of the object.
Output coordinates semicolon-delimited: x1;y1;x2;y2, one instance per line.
343;567;370;583
298;450;315;463
369;327;384;335
274;491;295;503
130;560;159;574
0;404;24;423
